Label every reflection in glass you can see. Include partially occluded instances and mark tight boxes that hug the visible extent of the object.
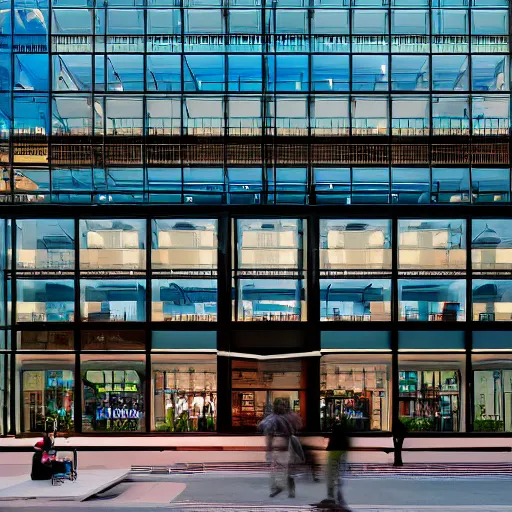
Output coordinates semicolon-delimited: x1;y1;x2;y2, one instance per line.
398;219;466;270
399;280;466;322
152;279;217;322
80;219;146;270
152;219;217;270
320;219;391;270
16;280;74;323
237;218;304;270
320;279;391;322
473;280;512;322
472;219;512;270
80;280;146;322
237;279;306;322
16;219;74;270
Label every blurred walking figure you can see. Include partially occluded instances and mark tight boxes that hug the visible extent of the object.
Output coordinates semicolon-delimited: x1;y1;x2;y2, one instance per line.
319;418;351;510
258;398;303;498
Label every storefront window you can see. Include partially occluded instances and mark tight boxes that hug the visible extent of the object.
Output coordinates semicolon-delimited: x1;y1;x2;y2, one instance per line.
399;354;465;432
152;354;217;432
320;354;391;432
231;358;306;430
473;354;512;432
81;355;145;432
16;355;74;433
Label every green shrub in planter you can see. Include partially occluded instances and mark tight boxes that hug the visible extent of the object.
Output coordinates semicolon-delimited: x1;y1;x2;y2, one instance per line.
400;416;434;432
474;418;504;432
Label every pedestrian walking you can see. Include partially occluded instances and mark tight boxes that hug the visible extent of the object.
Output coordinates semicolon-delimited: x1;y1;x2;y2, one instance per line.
258;398;303;498
318;418;351;510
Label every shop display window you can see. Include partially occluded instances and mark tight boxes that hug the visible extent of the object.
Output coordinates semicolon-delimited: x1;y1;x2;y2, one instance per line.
81;355;145;432
151;219;217;270
398;219;466;270
319;219;391;270
320;354;391;432
473;354;512;432
79;219;146;270
152;354;217;432
16;355;75;433
231;358;306;430
398;354;465;432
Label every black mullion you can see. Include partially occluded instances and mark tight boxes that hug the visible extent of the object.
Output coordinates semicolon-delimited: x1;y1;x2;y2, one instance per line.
145;216;151;433
391;214;399;431
9;215;15;434
73;216;81;433
232;218;239;320
465;213;473;432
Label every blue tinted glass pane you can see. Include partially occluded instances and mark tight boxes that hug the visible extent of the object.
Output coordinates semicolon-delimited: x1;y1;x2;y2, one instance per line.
80;280;146;322
52;168;93;191
471;168;510;203
312;56;349;92
147;56;181;92
431;168;470;203
432;56;468;91
14;54;49;91
352;167;390;204
152;279;217;322
392;168;430;204
17;280;74;322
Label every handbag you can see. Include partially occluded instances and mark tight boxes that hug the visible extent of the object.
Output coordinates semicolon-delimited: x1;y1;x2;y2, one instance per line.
288;435;305;465
41;450;56;466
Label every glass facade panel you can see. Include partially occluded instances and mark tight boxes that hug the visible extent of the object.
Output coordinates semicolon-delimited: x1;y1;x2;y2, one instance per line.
80;219;146;270
16;219;74;270
16;280;74;323
398;279;466;322
398;219;466;270
152;354;217;432
320;219;391;269
80;279;146;322
472;219;512;270
152;279;217;322
320;279;391;322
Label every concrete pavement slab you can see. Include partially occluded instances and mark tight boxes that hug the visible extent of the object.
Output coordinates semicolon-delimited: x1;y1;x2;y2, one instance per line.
0;469;128;502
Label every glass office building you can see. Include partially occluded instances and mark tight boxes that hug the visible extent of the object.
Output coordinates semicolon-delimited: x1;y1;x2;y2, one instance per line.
0;0;511;436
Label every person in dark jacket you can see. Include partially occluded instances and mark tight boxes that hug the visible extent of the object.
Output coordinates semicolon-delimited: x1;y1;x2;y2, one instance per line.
31;431;55;480
319;418;351;510
392;418;408;467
